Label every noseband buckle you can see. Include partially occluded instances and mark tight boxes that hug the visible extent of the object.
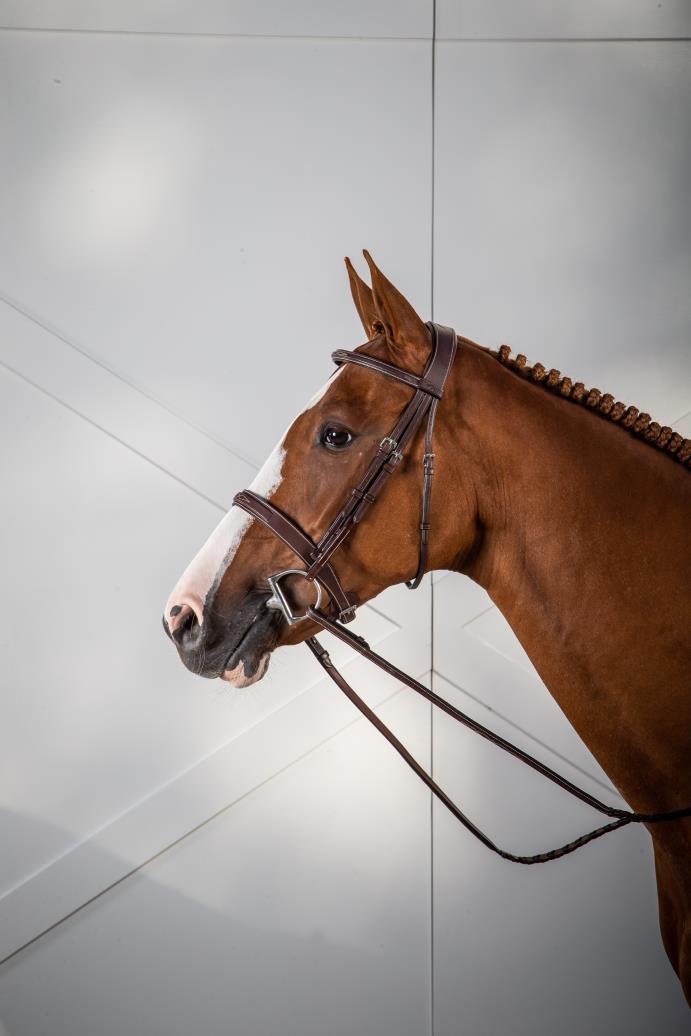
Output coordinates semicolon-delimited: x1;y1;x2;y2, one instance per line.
266;569;324;626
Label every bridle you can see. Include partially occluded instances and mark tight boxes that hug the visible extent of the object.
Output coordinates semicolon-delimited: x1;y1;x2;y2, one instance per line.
234;323;690;864
235;322;457;625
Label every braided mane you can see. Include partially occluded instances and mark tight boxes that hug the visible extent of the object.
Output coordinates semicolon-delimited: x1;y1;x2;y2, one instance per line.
479;340;690;470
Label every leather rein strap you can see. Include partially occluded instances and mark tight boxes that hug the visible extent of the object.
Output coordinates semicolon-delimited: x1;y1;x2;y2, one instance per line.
304;613;691;864
234;322;690;864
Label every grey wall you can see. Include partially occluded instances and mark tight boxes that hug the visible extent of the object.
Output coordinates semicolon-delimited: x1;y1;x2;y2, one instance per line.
0;3;689;1034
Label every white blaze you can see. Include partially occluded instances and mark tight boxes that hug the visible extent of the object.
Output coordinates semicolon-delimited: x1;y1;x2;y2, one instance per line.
164;440;286;630
164;366;342;631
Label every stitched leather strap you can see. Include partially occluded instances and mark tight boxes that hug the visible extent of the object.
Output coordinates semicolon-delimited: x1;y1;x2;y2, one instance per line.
233;490;358;621
305;616;691;865
333;322;457;401
332;350;443;398
310;323;457;585
305;388;433;578
406;323;457;586
420;322;458;398
406;396;438;589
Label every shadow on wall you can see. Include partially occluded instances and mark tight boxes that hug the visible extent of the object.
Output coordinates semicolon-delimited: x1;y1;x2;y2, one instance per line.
0;810;404;1036
1;793;690;1036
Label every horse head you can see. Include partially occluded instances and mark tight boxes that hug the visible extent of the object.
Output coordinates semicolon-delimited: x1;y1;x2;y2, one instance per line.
163;252;469;686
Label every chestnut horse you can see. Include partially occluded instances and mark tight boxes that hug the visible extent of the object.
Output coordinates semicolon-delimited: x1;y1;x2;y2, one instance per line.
164;252;691;1001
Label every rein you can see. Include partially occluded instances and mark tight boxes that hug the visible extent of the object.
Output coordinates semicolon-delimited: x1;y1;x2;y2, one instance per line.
234;323;691;864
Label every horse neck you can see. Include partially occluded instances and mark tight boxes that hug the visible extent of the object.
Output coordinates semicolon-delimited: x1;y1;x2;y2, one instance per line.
442;343;691;812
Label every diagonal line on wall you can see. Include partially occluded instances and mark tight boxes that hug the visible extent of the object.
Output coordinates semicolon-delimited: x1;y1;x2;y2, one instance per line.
1;27;688;43
461;603;495;627
0;671;429;970
431;669;622;799
0;357;227;512
0;27;431;42
0;290;259;471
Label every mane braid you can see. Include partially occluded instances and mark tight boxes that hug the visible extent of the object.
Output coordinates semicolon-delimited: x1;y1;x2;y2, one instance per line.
486;343;690;470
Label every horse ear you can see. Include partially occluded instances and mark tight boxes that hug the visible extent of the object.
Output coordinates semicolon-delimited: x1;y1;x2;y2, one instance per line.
362;249;430;367
345;256;382;339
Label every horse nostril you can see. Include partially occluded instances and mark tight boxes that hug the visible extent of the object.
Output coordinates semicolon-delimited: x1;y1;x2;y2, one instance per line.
169;603;204;652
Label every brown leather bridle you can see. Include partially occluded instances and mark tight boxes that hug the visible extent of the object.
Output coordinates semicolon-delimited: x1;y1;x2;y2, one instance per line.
234;322;458;624
233;322;690;864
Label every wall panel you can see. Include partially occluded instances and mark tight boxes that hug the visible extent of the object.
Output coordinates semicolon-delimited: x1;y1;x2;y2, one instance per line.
432;33;691;1029
1;3;689;1033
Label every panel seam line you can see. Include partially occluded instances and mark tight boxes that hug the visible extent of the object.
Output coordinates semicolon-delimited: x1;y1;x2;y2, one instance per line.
0;291;259;470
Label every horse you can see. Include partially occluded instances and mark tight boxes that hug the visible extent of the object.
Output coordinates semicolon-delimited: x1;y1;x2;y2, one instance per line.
163;251;691;1002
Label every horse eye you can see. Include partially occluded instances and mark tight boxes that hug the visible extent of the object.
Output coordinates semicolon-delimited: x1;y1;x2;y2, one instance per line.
320;425;353;451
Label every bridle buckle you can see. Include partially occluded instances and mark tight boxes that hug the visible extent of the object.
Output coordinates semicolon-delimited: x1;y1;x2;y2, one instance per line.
266;569;324;626
380;436;403;466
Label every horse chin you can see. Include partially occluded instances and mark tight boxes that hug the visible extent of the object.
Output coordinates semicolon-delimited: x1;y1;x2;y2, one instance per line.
217;599;281;687
221;651;271;688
